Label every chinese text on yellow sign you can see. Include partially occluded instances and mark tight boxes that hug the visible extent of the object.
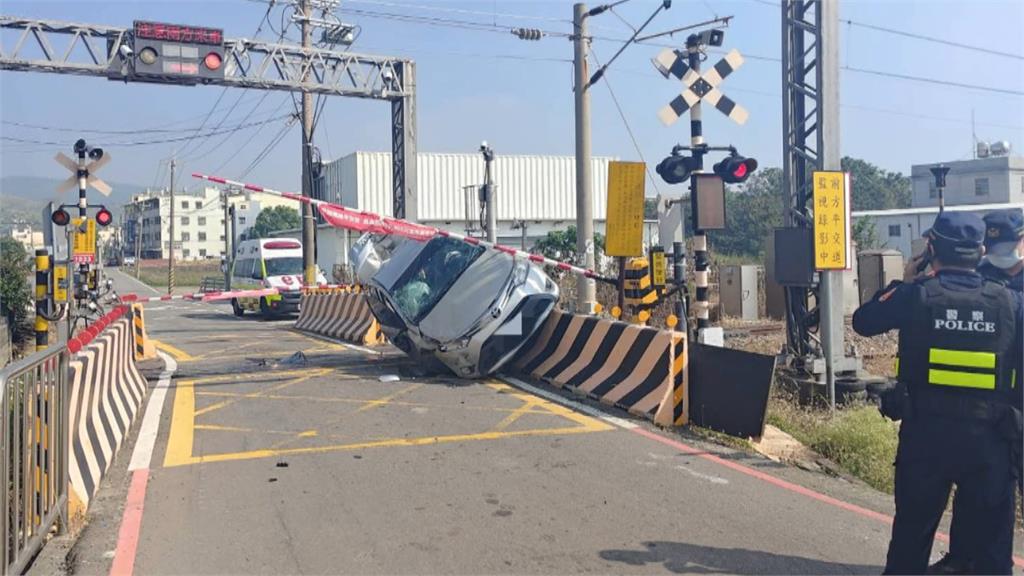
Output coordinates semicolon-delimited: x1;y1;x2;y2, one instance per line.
72;217;96;264
812;171;851;270
605;161;646;257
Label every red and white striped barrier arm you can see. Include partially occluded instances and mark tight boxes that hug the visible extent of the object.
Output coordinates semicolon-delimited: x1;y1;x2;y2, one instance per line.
192;173;615;284
120;288;279;304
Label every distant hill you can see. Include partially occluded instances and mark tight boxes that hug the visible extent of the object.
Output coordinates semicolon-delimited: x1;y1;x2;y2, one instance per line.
0;175;149;232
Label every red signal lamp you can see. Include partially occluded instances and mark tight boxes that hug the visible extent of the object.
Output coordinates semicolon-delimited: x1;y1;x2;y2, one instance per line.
713;154;758;184
204;52;222;71
51;208;71;227
96;207;113;227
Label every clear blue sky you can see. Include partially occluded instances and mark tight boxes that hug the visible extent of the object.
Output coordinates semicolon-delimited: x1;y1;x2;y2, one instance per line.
2;0;1022;201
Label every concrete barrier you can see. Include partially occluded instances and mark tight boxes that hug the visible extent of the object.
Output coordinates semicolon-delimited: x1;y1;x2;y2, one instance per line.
511;310;687;427
131;303;157;361
66;306;149;520
294;288;386;346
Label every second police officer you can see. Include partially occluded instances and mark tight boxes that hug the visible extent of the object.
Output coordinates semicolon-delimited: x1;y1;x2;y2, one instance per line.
930;208;1024;575
852;211;1022;575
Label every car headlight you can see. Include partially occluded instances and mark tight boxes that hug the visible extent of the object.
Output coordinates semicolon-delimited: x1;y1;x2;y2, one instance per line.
513;262;529;286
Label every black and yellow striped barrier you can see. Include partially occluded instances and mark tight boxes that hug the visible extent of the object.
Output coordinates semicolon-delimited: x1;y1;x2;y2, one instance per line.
294;289;385;346
511;310;688;427
34;249;50;351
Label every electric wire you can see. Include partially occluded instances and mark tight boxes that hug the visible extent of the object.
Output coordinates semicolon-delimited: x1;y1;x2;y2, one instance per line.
588;46;660;198
211;95;295;174
0;115;293;147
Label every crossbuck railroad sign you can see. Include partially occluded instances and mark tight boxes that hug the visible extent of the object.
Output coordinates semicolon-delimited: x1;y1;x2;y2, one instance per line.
655;48;749;127
54;151;112;196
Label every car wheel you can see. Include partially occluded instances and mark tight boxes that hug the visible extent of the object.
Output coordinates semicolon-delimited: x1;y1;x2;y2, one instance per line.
260;297;272;317
232;298;244;317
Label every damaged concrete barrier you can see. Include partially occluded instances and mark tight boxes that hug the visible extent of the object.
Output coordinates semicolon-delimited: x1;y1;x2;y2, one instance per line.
294;287;386;346
511;310;687;427
66;305;150;524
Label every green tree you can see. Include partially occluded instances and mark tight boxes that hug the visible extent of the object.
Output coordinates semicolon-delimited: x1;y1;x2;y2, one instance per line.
644;198;659;220
707;167;785;258
0;237;32;345
841;157;911;211
531;225;605;263
852;216;879;251
248;205;301;239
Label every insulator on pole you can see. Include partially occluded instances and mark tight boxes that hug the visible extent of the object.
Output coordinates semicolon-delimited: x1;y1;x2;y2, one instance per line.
512;28;544;41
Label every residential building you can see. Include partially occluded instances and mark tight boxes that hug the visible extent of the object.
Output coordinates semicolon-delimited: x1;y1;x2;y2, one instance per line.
910;154;1024;208
9;225;44;253
122;187;295;260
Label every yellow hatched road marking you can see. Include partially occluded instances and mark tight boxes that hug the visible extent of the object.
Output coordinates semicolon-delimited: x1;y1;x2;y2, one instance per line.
193;368;332;417
192;390;563;415
151;339;196;362
164;375;613;468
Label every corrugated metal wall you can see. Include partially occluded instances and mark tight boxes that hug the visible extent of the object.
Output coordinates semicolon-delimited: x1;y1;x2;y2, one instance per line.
320;151;613;221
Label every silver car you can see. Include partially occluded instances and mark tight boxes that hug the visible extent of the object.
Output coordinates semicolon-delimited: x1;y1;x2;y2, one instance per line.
351;233;558;377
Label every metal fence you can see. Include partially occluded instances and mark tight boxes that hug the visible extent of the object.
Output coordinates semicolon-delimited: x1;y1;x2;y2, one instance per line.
2;345;69;575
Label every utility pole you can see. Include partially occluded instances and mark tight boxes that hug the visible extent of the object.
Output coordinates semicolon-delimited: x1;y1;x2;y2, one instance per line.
222;192;232;288
573;3;596;314
300;0;317;287
134;214;141;279
480;142;496;243
168;156;176;295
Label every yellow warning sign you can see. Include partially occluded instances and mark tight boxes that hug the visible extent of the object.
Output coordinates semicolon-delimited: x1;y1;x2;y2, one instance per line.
605;161;646;257
812;171;851;270
72;217;96;264
53;265;68;302
651;249;667;288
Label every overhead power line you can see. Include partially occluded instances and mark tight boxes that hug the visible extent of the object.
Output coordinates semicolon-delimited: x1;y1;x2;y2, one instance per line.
0;115;294;147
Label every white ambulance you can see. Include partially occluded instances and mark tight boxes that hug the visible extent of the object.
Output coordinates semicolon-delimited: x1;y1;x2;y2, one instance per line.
230;238;325;316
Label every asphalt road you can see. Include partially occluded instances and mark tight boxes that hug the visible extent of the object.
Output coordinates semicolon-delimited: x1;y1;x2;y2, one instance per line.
60;269;1021;574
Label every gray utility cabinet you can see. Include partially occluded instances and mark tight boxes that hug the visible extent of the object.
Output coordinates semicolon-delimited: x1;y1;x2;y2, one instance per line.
720;265;760;321
858;249;904;305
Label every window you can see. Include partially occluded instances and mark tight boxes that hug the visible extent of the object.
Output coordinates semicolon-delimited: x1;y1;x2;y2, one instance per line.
198;216;206;226
239;217;247;225
240;203;248;210
975;177;989;196
928;181;938;199
265;257;303;276
181;232;191;241
181;216;190;225
183;249;190;257
199;249;207;257
198;232;207;241
888;224;902;237
390;237;485;323
219;235;225;241
181;200;189;209
194;201;202;209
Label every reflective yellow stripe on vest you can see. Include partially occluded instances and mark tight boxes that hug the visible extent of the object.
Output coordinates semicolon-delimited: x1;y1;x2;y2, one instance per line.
927;348;997;390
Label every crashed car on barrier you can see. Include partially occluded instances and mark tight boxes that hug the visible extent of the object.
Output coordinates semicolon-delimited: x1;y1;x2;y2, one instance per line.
351;233;558;378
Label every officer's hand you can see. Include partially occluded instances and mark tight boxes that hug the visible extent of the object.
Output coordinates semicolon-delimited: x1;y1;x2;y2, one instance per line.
904;253;927;282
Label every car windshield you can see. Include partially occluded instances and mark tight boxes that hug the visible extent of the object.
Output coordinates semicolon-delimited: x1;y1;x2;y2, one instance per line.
264;257;303;276
390;237;484;323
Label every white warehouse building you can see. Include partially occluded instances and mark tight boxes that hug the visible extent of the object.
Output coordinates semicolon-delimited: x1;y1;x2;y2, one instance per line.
302;151;625;280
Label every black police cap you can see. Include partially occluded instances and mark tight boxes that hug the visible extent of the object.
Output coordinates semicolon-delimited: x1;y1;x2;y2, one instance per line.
923;211;986;246
983;208;1024;249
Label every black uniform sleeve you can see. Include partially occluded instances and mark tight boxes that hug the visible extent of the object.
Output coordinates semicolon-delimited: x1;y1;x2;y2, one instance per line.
852;280;918;337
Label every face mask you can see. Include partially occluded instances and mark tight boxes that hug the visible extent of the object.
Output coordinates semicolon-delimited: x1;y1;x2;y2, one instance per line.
987;250;1023;270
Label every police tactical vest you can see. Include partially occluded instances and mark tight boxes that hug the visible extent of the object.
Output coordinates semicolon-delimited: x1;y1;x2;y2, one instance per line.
898;276;1017;412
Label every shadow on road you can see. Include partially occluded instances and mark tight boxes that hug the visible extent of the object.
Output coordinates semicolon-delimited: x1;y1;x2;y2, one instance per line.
599;541;880;575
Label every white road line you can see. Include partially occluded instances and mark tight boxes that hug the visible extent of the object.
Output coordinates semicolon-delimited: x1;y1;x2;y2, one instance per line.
497;374;638;430
128;351;178;472
111;268;160;295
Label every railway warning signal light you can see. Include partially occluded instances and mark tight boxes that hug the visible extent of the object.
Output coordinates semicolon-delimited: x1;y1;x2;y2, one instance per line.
51;208;71;227
713;154;758;184
656;154;697;185
95;207;113;227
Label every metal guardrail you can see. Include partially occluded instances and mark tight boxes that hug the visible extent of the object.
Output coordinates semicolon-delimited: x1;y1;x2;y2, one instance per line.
199;276;226;293
2;345;69;575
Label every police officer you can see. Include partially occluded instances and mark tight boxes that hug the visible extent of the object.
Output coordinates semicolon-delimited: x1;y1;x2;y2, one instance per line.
979;209;1024;292
852;211;1022;575
931;208;1024;575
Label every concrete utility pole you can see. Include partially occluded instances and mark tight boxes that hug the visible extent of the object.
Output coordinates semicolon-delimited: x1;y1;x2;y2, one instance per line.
168;157;176;295
481;142;497;243
134;215;141;279
300;0;317;287
573;3;597;314
222;191;232;289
